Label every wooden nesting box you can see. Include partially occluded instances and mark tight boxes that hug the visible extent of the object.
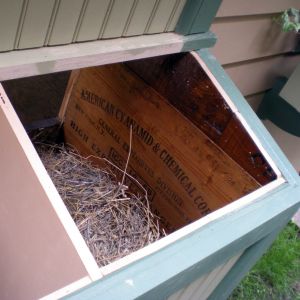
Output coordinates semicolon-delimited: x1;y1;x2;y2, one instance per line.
1;49;299;300
0;1;299;300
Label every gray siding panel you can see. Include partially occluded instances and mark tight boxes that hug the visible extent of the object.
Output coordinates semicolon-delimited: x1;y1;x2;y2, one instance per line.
0;0;23;51
18;0;55;49
48;0;85;45
101;0;135;38
124;0;156;36
76;0;111;42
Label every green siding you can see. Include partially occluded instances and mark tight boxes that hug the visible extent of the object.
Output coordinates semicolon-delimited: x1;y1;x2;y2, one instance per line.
101;0;135;38
146;0;178;34
124;0;156;36
48;0;84;45
0;0;23;51
18;0;55;49
76;0;111;42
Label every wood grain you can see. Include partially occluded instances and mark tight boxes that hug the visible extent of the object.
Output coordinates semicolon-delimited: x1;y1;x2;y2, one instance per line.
63;62;259;232
126;53;276;184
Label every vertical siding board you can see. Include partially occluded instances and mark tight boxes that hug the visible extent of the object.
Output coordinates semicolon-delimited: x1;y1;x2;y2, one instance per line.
146;0;178;34
123;0;156;36
18;0;55;49
166;0;187;32
175;0;204;35
76;0;111;42
0;0;23;51
102;0;135;39
48;0;85;45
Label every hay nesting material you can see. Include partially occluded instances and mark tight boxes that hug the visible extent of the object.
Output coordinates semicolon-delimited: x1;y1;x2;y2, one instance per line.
37;144;162;267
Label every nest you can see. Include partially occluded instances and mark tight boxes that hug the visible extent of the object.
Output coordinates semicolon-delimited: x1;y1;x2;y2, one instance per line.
37;144;162;267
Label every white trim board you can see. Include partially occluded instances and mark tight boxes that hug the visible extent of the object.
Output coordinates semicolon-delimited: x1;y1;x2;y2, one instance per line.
0;32;215;81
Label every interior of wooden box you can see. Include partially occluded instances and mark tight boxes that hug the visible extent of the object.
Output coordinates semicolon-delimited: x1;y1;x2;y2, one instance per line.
0;51;279;298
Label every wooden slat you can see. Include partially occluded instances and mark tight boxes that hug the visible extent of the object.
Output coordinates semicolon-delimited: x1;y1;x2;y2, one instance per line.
17;0;55;49
211;15;298;65
0;31;216;81
0;85;93;300
63;59;259;232
146;0;178;34
101;0;135;38
0;0;23;51
224;54;300;97
123;0;156;36
217;0;300;17
168;252;242;300
48;0;84;45
127;53;275;184
76;0;110;41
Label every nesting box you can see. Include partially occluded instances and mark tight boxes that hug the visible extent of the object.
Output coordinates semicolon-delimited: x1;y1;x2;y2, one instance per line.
0;1;299;300
1;49;299;300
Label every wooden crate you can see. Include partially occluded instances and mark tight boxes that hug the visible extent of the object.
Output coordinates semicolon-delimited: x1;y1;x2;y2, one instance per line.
0;51;288;300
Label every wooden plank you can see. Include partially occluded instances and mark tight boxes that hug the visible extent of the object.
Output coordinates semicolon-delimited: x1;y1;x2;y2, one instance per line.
63;62;259;232
168;252;242;300
76;0;110;42
0;31;216;81
197;49;294;182
0;85;100;300
0;0;23;51
101;0;135;38
48;0;84;45
224;54;300;97
17;0;55;49
145;0;178;34
127;53;275;184
216;0;300;17
123;0;157;36
211;16;298;65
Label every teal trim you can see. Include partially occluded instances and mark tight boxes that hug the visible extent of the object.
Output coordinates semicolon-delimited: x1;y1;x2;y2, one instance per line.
209;225;286;300
197;49;300;185
189;0;222;34
64;185;300;300
181;30;216;51
257;77;300;137
175;0;205;35
175;0;221;35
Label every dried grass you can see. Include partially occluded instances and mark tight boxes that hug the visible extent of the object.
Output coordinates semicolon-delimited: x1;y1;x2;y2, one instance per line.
36;143;163;267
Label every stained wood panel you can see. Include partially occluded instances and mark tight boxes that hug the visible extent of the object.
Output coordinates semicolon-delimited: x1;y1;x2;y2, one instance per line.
63;59;259;232
127;53;276;184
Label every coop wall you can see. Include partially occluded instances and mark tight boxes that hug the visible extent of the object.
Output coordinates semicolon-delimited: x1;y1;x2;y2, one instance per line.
211;0;300;111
